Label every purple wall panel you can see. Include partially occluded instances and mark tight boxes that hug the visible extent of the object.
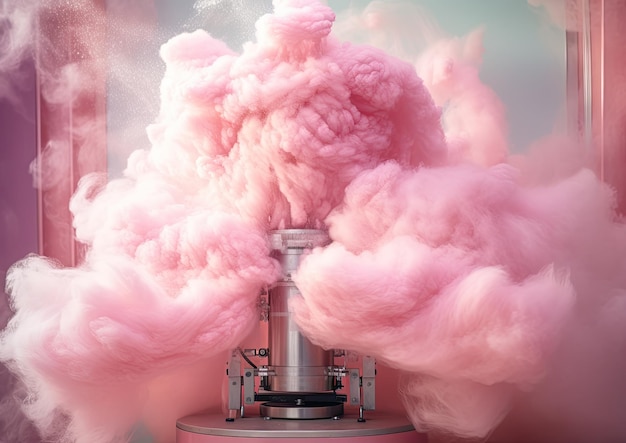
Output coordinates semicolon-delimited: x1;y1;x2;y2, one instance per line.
0;60;38;325
0;61;41;442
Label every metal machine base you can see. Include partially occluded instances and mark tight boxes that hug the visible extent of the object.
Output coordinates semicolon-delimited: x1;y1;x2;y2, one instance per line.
176;412;424;442
260;401;343;419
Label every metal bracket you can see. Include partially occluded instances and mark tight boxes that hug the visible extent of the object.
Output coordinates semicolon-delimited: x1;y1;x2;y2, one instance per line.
362;356;376;411
259;293;269;322
227;350;242;414
243;367;255;405
348;368;361;406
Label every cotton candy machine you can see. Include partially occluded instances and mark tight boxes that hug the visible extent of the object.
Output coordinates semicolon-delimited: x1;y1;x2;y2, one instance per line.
176;229;421;442
257;230;344;419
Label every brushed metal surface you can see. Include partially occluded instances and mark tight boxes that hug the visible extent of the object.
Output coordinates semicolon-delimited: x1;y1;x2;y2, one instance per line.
259;401;343;420
267;230;334;393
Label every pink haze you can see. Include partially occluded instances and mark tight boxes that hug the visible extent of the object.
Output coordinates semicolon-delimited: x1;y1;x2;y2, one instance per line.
2;1;626;443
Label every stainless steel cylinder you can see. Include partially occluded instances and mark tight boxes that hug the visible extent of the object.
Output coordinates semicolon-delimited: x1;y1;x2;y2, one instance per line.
267;229;333;393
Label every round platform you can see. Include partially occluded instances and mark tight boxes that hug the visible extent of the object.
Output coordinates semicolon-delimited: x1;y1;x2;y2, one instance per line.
176;412;425;442
260;401;343;419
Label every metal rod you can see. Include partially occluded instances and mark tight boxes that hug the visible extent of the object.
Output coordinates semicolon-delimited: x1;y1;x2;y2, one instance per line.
581;0;593;154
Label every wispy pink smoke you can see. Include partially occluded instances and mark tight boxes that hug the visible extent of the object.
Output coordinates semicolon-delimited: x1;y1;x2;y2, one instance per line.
0;0;37;105
2;0;626;442
2;0;446;441
415;29;508;167
292;161;626;438
527;0;581;31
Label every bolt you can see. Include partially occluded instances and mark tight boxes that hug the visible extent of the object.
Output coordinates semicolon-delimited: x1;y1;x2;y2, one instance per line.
351;397;357;402
351;372;358;378
232;381;237;386
245;371;252;377
367;382;372;387
246;397;252;402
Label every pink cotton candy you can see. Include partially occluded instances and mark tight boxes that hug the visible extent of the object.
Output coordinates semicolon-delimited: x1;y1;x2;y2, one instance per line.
255;0;335;61
3;0;626;442
290;162;593;388
2;224;277;442
1;0;447;441
143;9;445;228
292;161;626;438
333;3;507;169
292;238;574;385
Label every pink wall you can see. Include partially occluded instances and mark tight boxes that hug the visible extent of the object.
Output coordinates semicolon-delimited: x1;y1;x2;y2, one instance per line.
592;0;626;213
35;1;108;267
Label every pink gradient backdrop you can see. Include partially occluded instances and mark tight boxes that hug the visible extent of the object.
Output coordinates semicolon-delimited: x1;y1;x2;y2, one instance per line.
2;1;626;443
